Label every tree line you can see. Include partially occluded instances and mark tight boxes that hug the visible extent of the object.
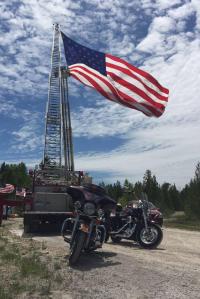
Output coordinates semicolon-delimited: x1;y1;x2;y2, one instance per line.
100;162;200;220
0;161;199;219
0;162;31;189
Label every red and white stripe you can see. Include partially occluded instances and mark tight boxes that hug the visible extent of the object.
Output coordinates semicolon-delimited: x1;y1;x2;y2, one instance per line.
0;184;15;194
68;54;169;117
16;188;26;197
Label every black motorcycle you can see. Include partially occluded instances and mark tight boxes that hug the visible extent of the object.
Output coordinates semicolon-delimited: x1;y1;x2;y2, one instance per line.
61;184;116;265
110;194;163;249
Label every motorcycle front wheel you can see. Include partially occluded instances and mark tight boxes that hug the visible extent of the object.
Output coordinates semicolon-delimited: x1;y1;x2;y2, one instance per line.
137;224;163;249
69;230;86;265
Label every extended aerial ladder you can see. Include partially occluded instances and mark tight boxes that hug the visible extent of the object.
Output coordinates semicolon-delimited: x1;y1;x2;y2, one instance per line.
23;25;90;233
44;23;74;174
36;24;86;184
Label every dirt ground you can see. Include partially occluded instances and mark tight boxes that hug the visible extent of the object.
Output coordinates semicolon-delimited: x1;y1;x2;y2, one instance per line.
5;218;200;298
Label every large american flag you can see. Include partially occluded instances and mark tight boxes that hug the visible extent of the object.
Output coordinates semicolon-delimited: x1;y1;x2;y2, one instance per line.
61;32;169;117
0;184;15;194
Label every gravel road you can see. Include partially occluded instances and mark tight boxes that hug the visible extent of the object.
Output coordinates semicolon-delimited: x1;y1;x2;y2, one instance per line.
10;222;200;299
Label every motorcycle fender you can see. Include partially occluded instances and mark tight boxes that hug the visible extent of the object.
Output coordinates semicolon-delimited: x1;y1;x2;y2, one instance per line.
148;222;163;230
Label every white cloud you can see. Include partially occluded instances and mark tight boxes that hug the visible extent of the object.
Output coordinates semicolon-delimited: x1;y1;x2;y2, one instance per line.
72;101;142;138
0;99;41;121
168;2;195;19
11;122;44;151
150;16;176;33
75;119;200;187
139;0;183;14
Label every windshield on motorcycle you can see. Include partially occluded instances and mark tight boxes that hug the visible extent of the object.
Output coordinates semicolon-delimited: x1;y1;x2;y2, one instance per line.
67;184;116;213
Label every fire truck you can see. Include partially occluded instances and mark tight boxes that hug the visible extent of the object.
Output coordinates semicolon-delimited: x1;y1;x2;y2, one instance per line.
23;24;91;233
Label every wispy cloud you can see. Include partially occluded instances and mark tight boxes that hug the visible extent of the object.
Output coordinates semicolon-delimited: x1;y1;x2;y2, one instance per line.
11;122;43;151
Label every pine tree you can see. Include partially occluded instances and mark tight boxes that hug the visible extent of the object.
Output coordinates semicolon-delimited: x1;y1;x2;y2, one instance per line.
183;162;200;219
0;162;31;188
143;170;161;206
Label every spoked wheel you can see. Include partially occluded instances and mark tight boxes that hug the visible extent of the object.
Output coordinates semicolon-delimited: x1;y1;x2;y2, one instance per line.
69;231;86;265
137;224;163;249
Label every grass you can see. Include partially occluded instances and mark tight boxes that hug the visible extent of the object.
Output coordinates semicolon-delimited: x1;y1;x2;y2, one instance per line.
1;251;18;262
20;255;50;278
164;214;200;231
0;286;12;299
54;261;62;270
40;281;52;296
0;221;69;299
0;236;51;297
54;273;63;284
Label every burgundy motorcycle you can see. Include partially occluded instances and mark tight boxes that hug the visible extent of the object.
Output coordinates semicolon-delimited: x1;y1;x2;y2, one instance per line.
110;194;163;249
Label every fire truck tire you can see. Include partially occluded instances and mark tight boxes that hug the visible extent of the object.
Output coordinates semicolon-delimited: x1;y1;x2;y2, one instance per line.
24;224;31;233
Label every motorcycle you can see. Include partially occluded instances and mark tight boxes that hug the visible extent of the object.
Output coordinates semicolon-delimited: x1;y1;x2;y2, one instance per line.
61;184;116;265
110;193;163;249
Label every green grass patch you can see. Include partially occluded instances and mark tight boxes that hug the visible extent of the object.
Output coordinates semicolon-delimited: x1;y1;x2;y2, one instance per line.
0;241;6;252
40;280;52;296
20;255;50;278
1;251;18;262
0;286;12;299
54;261;62;270
0;220;70;299
54;273;63;284
0;233;51;298
164;215;200;231
0;231;50;278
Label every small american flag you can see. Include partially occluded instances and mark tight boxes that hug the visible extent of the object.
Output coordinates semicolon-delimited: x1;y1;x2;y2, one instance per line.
61;33;169;117
16;188;26;197
0;184;15;194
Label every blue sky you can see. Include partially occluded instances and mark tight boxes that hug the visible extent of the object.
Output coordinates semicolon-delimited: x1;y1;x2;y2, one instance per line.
0;0;200;187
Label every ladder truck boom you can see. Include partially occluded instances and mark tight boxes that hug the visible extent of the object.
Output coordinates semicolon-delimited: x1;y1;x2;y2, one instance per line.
24;24;91;233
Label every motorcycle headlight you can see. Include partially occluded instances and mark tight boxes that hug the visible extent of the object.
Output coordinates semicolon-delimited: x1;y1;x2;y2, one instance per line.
83;202;96;216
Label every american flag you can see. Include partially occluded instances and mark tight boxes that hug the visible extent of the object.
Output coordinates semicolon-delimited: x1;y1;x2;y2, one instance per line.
16;188;26;197
61;33;169;117
0;184;15;194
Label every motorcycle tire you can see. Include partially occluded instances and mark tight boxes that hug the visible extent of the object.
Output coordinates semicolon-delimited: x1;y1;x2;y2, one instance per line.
111;236;122;243
137;224;163;249
69;230;86;265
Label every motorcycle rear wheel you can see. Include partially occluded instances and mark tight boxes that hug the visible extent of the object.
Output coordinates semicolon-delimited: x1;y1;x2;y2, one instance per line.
137;224;163;249
69;231;86;265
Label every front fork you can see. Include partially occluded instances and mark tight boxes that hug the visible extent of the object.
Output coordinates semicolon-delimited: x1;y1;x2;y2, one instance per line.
142;209;155;239
85;218;95;248
62;216;105;249
71;216;92;248
63;215;92;249
142;209;149;230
